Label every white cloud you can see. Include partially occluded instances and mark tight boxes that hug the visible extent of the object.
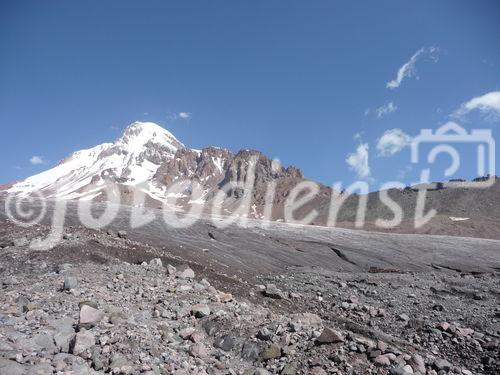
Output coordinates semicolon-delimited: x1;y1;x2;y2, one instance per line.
386;46;439;89
453;91;500;120
346;143;371;178
178;112;191;119
376;101;397;118
29;156;45;165
376;129;412;156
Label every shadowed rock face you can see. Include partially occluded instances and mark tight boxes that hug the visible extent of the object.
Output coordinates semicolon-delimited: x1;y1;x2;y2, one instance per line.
151;147;315;216
153;147;233;188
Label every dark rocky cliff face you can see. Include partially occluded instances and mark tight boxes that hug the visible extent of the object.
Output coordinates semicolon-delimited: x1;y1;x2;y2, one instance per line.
153;147;234;189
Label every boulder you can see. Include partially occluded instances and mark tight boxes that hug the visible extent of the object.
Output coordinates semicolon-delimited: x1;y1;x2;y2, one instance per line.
261;343;282;360
263;284;284;299
149;258;163;267
71;330;95;356
79;305;104;328
316;328;344;345
177;265;195;279
191;304;210;318
63;275;78;291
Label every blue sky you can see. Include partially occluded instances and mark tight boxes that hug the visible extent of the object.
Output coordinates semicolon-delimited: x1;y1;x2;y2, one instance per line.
1;0;499;189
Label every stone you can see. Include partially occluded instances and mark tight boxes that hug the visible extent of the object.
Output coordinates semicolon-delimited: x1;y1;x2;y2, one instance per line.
179;327;196;340
149;258;163;267
54;330;76;353
71;330;95;356
109;311;126;325
433;359;452;372
437;322;450;331
117;230;127;239
167;264;177;275
177;265;195;279
241;341;262;361
389;368;413;375
79;305;104;327
261;343;282;360
0;358;25;375
191;304;210;318
308;368;327;375
13;237;28;247
281;364;297;375
374;355;391;367
408;354;426;374
397;313;410;322
316;327;344;344
263;284;284;299
256;327;272;341
63;275;78;291
91;347;104;371
21;332;57;354
110;353;129;369
214;335;239;352
28;363;53;375
189;343;209;358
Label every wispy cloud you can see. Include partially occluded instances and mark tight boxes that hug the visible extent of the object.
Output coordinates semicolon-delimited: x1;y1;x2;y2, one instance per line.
452;91;500;120
376;128;412;156
346;143;371;178
386;46;439;89
376;101;397;118
29;156;45;165
167;112;192;121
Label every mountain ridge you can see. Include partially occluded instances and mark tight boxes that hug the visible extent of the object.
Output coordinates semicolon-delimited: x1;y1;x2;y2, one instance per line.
3;121;500;239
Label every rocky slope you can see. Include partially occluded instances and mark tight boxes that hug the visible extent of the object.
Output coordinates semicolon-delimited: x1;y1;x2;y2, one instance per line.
0;220;498;375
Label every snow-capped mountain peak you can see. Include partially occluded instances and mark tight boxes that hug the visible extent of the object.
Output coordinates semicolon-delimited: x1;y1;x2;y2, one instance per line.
117;121;183;154
7;122;184;199
4;121;306;219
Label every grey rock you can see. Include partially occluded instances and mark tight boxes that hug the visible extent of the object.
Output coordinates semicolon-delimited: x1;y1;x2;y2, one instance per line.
261;343;282;360
177;265;195;279
149;258;163;267
256;327;272;341
0;358;27;375
281;364;297;375
214;335;239;352
189;343;209;358
71;330;95;356
13;237;28;247
316;327;344;344
63;275;78;291
21;332;57;354
167;264;177;275
109;353;129;369
241;341;263;361
79;305;104;328
433;359;452;372
191;304;210;318
54;330;76;353
264;284;284;299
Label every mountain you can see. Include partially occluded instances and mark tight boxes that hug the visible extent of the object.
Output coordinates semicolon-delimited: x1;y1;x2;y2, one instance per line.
3;121;500;239
4;121;318;219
